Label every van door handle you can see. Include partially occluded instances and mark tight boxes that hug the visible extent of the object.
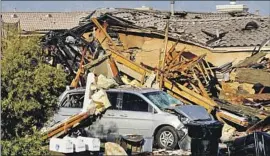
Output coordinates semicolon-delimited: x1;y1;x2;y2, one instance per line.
107;114;115;117
120;114;127;117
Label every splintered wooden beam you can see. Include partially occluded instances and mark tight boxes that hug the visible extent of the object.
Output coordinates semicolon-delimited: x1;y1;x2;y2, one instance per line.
216;110;249;127
159;20;169;89
165;41;178;61
195;64;208;84
91;18;117;51
44;107;95;139
163;79;217;111
173;54;206;73
190;83;201;94
204;59;214;77
70;47;86;88
165;47;186;70
200;61;211;81
192;68;211;99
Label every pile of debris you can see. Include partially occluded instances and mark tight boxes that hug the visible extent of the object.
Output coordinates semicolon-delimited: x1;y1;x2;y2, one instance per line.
41;14;270;129
218;47;270;133
40;8;270;155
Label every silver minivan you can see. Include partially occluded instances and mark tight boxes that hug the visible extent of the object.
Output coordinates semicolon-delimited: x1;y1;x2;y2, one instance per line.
53;87;213;149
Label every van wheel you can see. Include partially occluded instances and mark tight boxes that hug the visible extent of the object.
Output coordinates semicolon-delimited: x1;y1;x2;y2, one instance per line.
155;126;178;150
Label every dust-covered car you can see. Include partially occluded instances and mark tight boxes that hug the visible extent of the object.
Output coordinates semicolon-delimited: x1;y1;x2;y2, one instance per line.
52;87;215;149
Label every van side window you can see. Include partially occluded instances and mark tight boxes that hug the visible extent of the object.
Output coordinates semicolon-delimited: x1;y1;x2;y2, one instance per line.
61;94;84;108
122;93;149;112
106;92;118;110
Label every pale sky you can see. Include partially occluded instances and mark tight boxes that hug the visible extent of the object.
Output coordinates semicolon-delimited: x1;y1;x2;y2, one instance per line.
2;1;270;15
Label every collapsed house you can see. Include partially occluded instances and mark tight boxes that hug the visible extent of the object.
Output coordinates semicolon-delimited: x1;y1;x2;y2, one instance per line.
80;8;270;66
41;8;270;132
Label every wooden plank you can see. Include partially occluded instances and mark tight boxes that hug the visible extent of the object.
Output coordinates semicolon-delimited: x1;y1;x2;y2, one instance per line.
201;61;211;81
235;52;266;68
159;20;169;89
204;59;214;76
157;48;162;82
111;52;150;75
179;54;206;72
235;68;270;86
116;62;142;81
165;47;186;70
190;83;201;94
216;111;249;127
195;64;208;84
192;68;211;99
163;79;217;110
91;18;117;51
44;108;95;139
165;41;178;61
83;53;111;69
109;58;120;79
70;47;86;88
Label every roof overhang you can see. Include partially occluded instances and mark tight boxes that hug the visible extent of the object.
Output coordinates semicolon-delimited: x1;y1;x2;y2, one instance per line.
211;46;270;53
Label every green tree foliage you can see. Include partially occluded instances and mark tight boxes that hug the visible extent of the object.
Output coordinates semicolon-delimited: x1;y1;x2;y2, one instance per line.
1;132;49;155
1;31;67;155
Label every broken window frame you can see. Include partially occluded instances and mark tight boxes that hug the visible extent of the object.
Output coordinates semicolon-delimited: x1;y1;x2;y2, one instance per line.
121;93;153;113
60;93;85;108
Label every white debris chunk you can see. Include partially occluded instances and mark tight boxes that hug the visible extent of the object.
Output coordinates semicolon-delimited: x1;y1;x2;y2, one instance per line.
83;73;96;112
220;123;236;142
121;75;141;87
143;73;156;88
97;74;118;89
91;89;111;114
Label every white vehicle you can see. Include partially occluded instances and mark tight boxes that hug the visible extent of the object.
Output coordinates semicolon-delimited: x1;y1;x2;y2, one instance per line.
53;87;214;150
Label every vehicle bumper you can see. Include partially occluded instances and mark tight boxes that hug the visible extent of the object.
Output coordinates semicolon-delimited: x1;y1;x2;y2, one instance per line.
177;128;191;150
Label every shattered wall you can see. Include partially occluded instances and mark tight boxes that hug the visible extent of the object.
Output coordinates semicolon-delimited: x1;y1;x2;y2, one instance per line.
118;33;253;67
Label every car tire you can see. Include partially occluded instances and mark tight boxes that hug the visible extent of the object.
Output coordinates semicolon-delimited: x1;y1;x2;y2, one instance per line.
155;126;179;150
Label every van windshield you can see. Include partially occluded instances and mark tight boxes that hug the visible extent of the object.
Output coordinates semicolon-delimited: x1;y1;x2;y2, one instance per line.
143;91;183;109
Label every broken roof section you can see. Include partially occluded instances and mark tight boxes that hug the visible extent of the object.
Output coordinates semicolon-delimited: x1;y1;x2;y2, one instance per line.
80;8;270;49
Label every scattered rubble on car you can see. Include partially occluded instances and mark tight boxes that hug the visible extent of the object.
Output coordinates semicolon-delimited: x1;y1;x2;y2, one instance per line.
40;9;270;155
42;73;112;139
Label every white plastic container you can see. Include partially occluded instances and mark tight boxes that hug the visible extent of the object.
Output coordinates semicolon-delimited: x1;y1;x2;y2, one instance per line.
49;138;74;153
64;137;86;152
78;136;100;151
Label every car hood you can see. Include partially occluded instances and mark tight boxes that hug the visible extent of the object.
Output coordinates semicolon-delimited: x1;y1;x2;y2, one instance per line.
171;105;212;121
